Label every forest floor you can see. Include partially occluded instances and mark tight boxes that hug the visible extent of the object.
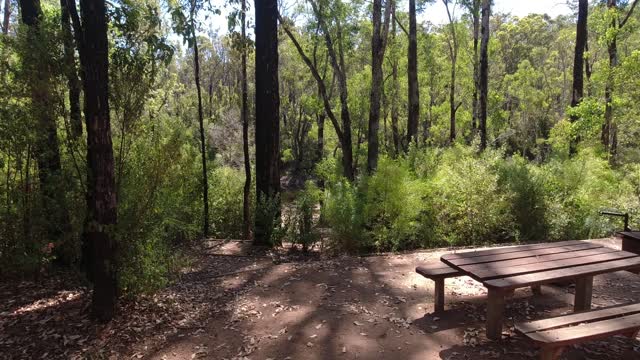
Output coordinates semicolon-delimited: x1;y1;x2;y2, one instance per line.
2;238;640;360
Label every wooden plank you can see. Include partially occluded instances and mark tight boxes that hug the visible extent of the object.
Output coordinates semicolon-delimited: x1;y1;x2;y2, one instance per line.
467;251;635;280
416;266;460;278
485;256;640;290
443;242;602;267
516;303;640;334
415;262;456;271
442;240;585;260
526;312;640;346
461;247;617;273
434;278;445;313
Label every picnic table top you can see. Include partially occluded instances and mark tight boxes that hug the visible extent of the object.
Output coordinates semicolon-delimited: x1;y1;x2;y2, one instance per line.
440;240;640;290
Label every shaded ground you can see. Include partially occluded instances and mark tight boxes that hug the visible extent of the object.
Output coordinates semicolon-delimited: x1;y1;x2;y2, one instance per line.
2;238;640;359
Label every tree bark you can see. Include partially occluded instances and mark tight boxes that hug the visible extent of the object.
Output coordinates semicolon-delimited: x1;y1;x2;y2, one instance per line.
191;13;209;238
407;0;420;146
367;0;383;173
241;0;251;240
76;0;118;321
254;0;280;246
391;5;400;155
60;0;82;139
18;0;72;258
2;0;10;34
471;0;480;138
478;0;490;151
569;0;588;156
443;0;458;143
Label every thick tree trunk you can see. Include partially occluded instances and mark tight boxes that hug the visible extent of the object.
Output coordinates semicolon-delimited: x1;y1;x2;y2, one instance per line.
192;21;209;238
241;0;251;240
18;0;72;257
77;0;118;321
60;0;82;139
478;0;490;151
569;0;588;155
254;0;280;246
407;0;419;146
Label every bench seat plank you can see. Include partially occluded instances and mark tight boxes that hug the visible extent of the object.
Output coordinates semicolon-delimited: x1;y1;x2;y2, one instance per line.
442;240;585;260
416;265;461;278
461;247;617;273
516;303;640;334
468;251;636;280
526;312;640;345
444;243;602;266
485;257;640;290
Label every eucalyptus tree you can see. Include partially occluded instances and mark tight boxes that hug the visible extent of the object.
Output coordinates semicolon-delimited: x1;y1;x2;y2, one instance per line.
443;0;461;143
478;0;489;150
569;0;588;155
169;0;214;237
254;0;280;245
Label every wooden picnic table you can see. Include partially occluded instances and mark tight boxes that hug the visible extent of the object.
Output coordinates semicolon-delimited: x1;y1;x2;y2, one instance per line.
440;239;640;340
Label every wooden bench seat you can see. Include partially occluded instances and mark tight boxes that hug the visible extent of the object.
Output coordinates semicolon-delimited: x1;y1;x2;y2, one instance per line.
415;263;461;313
516;303;640;360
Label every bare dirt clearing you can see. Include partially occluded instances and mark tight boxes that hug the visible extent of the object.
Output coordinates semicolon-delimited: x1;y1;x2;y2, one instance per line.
2;238;640;359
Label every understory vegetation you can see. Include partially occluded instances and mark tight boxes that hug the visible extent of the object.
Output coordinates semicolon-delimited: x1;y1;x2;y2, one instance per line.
1;0;640;306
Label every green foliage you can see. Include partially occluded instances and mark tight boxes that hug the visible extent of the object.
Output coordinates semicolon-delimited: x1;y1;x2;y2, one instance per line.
286;181;321;251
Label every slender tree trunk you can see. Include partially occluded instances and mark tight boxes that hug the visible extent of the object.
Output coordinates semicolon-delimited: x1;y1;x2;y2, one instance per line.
569;0;588;156
391;7;400;155
471;0;480;138
76;0;118;321
18;0;72;255
191;18;209;238
2;0;10;34
444;0;458;143
603;0;638;158
254;0;280;246
317;111;324;161
585;39;592;96
407;0;419;146
478;0;490;151
60;0;82;139
241;0;251;240
367;0;383;173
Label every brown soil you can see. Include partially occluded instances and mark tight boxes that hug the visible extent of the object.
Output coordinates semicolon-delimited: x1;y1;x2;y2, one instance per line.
1;238;640;360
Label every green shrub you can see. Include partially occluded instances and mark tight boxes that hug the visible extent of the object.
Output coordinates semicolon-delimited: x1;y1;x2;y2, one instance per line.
287;181;321;251
322;179;365;253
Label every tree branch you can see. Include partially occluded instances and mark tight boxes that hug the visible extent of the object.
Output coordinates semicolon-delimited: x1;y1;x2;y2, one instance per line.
620;0;639;28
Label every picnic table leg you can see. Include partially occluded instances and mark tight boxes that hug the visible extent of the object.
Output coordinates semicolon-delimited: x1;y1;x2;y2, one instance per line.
486;287;506;340
434;278;445;313
531;285;542;295
574;276;593;312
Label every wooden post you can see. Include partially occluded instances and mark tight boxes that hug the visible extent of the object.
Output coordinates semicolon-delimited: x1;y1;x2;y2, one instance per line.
574;276;593;312
434;277;445;313
540;346;564;360
486;287;506;340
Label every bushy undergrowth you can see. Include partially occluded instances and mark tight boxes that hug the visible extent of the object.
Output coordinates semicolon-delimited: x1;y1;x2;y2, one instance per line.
319;145;640;253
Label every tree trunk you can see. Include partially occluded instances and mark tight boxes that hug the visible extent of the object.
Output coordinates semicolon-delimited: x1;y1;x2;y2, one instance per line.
254;0;280;246
2;0;10;34
241;0;251;240
603;0;638;158
280;14;352;180
60;0;82;139
76;0;118;321
471;0;480;138
478;0;490;151
367;0;383;173
391;6;400;155
192;19;209;238
407;0;419;146
569;0;588;156
18;0;72;256
444;0;458;143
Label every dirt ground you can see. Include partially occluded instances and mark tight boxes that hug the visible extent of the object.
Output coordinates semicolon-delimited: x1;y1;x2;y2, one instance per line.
2;238;640;360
